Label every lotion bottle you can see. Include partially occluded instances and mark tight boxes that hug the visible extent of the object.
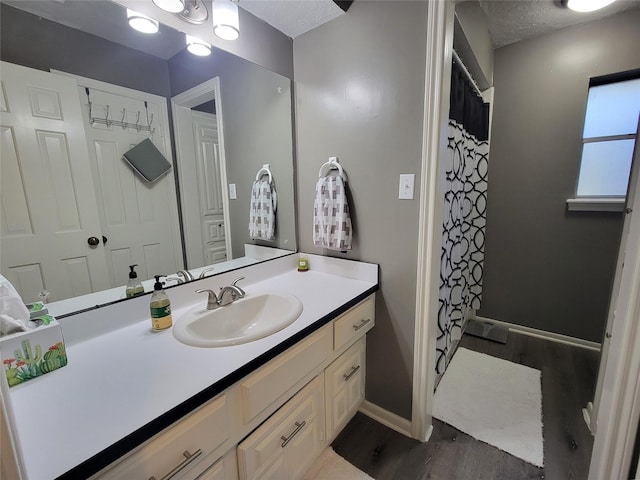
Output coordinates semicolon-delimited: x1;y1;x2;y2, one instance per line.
125;264;144;298
150;275;172;331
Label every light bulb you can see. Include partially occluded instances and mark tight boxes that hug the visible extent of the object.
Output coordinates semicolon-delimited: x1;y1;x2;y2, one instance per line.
152;0;185;14
565;0;616;12
186;35;212;56
127;9;159;34
212;0;239;41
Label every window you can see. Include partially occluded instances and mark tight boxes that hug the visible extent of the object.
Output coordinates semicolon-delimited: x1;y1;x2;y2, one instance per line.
568;72;640;211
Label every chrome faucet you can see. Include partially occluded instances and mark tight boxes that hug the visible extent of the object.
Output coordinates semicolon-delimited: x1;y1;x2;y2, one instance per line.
195;277;245;310
195;289;219;310
199;267;215;279
217;277;246;307
176;270;194;282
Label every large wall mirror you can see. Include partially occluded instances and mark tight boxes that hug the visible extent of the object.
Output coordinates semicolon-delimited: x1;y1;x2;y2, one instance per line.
0;0;296;317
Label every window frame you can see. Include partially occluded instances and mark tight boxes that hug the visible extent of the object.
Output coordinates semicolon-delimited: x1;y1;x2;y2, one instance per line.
567;69;640;212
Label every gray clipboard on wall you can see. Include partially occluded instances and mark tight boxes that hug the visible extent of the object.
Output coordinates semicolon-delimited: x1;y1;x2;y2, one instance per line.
122;138;171;183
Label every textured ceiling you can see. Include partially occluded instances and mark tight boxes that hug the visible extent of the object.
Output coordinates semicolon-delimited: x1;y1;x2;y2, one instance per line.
239;0;344;38
479;0;640;48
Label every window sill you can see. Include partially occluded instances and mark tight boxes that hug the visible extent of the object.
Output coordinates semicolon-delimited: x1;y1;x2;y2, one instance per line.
566;197;626;212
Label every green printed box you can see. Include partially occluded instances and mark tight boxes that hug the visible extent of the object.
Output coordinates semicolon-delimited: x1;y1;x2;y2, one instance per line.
1;319;67;388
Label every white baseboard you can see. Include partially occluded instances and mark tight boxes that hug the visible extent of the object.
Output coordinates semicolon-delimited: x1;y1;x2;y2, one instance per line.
474;316;601;351
359;400;413;438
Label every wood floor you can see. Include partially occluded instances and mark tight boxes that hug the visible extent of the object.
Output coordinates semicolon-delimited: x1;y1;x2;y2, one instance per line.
333;332;600;479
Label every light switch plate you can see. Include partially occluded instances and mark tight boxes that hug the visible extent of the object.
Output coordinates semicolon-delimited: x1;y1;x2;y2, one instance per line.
229;183;237;200
399;174;415;200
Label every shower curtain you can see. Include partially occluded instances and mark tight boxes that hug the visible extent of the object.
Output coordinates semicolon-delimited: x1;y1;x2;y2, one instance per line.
435;60;490;376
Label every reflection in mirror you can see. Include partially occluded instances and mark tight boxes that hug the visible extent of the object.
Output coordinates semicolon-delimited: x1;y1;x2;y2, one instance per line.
0;0;296;317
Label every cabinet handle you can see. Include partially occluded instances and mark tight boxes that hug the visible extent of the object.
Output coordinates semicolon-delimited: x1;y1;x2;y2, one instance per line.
280;420;306;448
353;318;371;331
149;449;203;480
343;365;361;381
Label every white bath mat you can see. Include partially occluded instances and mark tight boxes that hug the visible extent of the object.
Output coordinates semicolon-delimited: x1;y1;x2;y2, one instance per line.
303;448;374;480
433;347;544;467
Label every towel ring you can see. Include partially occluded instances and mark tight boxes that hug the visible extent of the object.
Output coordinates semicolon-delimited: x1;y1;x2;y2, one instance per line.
318;156;347;182
255;164;272;184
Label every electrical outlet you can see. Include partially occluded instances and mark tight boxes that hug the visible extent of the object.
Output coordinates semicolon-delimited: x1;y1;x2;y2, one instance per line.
229;183;237;200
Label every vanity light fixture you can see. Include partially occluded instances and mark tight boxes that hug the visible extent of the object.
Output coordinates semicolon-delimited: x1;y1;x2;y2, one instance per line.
212;0;240;40
176;0;209;25
127;8;159;34
153;0;185;13
563;0;616;12
186;35;212;56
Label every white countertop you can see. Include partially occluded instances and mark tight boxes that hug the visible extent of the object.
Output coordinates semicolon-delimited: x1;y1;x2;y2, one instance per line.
5;254;378;479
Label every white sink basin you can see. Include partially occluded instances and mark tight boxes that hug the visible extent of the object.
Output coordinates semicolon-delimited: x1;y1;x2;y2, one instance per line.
173;293;303;347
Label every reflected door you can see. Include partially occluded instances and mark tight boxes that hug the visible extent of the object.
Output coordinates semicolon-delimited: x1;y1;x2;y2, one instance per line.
0;61;110;303
71;77;183;286
192;111;228;265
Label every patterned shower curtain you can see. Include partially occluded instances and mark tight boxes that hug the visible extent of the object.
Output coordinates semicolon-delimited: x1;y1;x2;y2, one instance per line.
435;61;490;376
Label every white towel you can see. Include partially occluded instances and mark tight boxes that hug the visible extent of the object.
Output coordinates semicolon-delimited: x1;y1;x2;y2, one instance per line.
313;175;352;251
0;275;29;336
249;180;277;241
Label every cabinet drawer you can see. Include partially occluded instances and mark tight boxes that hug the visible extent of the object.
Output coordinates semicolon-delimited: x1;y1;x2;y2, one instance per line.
239;326;331;423
334;296;374;351
99;394;230;480
237;375;324;480
325;338;365;440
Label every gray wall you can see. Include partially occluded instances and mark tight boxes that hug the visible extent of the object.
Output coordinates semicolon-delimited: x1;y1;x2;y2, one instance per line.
294;1;428;419
0;4;171;97
454;1;493;89
168;50;296;257
479;11;640;342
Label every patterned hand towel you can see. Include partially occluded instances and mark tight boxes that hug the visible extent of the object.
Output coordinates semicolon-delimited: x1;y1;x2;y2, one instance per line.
249;180;277;241
313;175;352;251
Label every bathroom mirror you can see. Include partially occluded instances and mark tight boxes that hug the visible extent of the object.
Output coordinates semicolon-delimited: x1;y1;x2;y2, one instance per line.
0;0;296;317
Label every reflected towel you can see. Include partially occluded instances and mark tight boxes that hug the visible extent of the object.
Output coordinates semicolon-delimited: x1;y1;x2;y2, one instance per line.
249;180;277;241
313;175;352;251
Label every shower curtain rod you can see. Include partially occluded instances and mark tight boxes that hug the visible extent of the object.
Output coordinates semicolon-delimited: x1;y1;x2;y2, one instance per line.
452;49;483;97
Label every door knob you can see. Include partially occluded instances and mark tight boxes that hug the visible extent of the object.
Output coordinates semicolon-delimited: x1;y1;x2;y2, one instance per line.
87;236;100;246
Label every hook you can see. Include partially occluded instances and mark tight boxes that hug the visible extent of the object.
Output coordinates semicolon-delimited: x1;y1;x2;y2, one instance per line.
135;111;141;132
104;105;111;127
85;87;95;125
121;108;126;129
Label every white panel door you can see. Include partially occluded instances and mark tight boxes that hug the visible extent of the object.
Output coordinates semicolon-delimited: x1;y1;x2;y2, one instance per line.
71;77;182;286
192;111;228;265
0;61;110;303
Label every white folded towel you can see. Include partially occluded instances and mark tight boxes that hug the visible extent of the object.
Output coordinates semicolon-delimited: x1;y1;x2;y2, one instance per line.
249;180;277;241
0;275;29;336
313;175;352;251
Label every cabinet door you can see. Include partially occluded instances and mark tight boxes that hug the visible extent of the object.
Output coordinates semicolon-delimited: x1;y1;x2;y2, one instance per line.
325;339;365;441
194;449;238;480
238;376;324;480
96;394;230;480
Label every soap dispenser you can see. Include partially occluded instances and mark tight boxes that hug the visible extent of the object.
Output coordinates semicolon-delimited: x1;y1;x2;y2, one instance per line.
150;275;172;331
125;264;144;298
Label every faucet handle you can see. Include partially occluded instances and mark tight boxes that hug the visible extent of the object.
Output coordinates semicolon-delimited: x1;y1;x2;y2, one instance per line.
195;289;219;310
231;277;246;295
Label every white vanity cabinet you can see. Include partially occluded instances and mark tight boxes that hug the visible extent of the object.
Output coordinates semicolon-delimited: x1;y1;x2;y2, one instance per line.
325;338;366;442
92;294;375;480
92;394;234;480
237;375;325;480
